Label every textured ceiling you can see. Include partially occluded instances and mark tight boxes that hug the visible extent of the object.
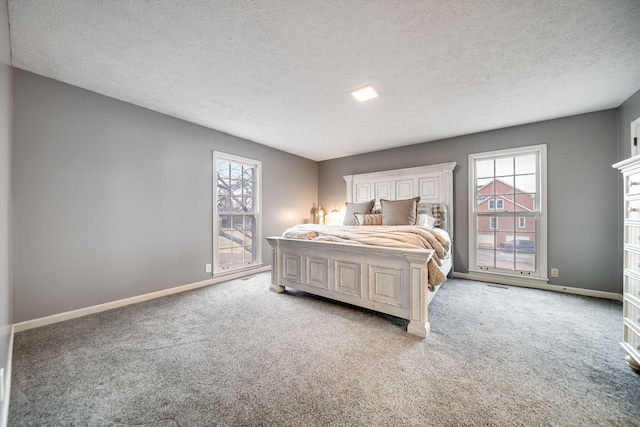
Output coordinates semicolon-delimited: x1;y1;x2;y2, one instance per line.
7;0;640;161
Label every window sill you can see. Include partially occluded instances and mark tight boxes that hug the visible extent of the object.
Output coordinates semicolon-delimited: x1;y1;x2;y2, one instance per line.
465;269;549;286
214;263;266;278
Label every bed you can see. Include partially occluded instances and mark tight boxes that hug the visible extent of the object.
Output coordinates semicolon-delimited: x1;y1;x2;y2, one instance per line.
266;162;456;338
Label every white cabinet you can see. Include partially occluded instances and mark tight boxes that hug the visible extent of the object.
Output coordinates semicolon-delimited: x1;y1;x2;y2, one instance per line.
614;155;640;373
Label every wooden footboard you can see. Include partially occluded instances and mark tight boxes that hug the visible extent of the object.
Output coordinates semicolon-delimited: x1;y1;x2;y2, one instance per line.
267;237;435;338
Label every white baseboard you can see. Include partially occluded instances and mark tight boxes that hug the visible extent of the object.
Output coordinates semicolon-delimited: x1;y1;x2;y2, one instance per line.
1;325;13;427
451;272;623;302
13;266;271;333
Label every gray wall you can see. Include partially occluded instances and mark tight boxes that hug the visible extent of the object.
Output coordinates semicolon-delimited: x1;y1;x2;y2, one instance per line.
9;67;639;323
0;0;12;405
614;88;640;300
319;110;620;293
617;88;640;161
12;70;317;322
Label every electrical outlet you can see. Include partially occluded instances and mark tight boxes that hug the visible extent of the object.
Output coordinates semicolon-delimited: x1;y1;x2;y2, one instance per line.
551;268;559;277
205;264;212;273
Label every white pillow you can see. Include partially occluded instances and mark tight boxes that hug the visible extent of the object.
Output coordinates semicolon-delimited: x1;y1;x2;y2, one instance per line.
416;213;436;228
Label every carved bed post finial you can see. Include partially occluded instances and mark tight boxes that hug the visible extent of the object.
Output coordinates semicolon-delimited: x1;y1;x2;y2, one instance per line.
343;175;354;203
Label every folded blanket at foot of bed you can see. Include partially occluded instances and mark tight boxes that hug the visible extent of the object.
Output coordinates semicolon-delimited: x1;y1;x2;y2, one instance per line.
281;224;450;288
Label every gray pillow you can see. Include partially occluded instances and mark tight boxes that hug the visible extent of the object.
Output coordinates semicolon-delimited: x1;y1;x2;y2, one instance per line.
380;197;420;225
343;200;375;225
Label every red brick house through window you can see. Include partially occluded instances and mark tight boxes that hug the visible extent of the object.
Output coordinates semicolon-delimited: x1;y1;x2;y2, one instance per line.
476;179;535;248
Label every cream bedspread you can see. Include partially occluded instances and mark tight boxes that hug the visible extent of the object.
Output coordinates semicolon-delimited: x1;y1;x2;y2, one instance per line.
281;224;451;289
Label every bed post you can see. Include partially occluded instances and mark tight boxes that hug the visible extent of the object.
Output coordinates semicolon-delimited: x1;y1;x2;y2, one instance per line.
266;237;285;293
404;251;433;338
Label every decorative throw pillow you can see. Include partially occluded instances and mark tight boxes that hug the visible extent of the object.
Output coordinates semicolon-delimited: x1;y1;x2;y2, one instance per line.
430;203;448;229
419;203;448;229
380;197;420;225
343;200;375;225
354;213;383;226
416;213;436;228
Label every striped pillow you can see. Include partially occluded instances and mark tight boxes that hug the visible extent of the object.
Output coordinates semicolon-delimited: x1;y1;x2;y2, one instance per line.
354;213;383;226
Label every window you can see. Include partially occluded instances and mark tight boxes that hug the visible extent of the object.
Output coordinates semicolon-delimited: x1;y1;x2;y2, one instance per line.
213;152;261;274
469;145;547;280
488;199;504;210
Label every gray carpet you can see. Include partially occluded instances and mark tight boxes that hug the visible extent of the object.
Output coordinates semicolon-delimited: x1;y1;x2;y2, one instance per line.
9;272;640;426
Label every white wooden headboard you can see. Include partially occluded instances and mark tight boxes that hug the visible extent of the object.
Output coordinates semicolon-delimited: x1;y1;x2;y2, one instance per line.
343;162;456;236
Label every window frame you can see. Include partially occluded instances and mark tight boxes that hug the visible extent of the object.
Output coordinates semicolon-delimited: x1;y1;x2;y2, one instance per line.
213;151;262;276
468;144;548;281
519;217;526;228
490;217;497;230
489;199;504;211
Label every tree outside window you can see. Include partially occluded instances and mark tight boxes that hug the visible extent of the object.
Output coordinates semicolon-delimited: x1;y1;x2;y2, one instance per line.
213;153;261;274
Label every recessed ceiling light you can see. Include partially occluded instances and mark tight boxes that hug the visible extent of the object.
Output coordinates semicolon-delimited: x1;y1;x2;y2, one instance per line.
351;85;379;102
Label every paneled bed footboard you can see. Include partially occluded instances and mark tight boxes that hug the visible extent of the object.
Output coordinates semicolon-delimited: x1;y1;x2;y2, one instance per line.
266;236;436;338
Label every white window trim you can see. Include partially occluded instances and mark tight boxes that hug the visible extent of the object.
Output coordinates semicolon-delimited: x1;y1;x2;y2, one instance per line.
489;199;495;210
496;199;504;210
468;144;548;281
213;151;263;276
519;217;525;228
